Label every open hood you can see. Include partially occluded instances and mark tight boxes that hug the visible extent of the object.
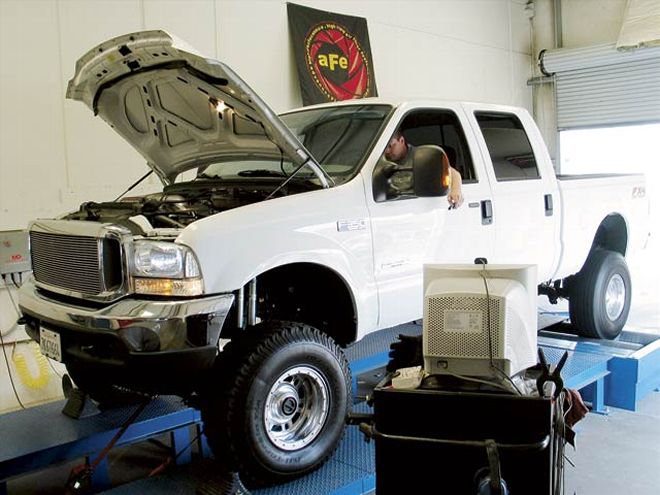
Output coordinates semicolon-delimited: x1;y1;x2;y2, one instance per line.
67;30;329;186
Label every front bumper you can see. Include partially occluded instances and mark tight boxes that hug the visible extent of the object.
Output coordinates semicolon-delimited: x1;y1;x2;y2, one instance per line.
18;278;234;393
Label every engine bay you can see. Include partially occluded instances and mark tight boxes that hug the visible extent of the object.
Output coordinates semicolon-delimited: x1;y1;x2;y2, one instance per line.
64;178;319;230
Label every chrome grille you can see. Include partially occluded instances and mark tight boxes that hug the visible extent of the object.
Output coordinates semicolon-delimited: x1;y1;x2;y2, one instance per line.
30;231;109;295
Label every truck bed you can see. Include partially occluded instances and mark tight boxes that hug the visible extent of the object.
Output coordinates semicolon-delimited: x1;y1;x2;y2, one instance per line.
555;172;648;277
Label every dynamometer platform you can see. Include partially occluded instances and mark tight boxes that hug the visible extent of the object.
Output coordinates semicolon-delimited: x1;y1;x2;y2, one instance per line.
539;325;660;411
1;320;658;495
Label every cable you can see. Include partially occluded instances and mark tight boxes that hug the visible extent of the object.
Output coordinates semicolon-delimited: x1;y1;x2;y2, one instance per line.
492;366;523;396
558;388;574;495
65;400;150;493
10;272;23;289
0;322;19;339
475;262;524;396
551;389;567;495
0;324;26;410
441;372;514;394
148;431;202;477
3;274;22;318
1;275;24;338
0;275;27;408
2;273;59;402
48;358;64;378
477;261;495;366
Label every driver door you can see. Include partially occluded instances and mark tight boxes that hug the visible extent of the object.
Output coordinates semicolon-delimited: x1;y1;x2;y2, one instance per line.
364;104;496;328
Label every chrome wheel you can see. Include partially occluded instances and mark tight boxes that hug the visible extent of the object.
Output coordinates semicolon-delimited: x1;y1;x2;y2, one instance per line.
201;322;351;484
264;366;329;451
605;274;626;321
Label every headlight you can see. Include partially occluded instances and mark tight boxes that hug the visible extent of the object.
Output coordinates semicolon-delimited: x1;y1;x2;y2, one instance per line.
131;241;203;296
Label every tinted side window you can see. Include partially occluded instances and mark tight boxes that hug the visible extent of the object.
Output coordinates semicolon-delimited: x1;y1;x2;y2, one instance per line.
372;109;477;202
402;115;476;183
475;112;540;181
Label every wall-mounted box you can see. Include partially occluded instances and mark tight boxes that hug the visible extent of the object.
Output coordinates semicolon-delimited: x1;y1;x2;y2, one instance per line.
0;230;31;275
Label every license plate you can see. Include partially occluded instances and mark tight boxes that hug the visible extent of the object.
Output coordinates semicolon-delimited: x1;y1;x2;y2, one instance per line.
40;327;62;362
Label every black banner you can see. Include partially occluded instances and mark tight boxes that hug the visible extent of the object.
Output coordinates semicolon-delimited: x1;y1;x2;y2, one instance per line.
287;3;378;106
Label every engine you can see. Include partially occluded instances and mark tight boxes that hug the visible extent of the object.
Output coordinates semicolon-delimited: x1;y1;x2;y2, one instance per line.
64;182;278;229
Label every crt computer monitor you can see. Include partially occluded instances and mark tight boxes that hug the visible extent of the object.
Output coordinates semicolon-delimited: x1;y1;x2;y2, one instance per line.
422;264;538;379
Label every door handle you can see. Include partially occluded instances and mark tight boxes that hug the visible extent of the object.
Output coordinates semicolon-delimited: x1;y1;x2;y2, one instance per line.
544;194;554;216
481;200;493;225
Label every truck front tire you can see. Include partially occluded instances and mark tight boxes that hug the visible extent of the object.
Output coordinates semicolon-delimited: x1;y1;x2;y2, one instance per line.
569;249;631;340
201;321;351;486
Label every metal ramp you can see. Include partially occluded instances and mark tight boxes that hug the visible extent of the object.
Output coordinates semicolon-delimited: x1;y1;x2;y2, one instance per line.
540;327;660;411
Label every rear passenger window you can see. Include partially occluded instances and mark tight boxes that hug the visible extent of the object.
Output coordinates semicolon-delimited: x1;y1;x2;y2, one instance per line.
475;112;540;181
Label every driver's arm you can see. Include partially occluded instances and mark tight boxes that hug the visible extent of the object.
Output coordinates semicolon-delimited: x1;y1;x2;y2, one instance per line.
448;166;463;208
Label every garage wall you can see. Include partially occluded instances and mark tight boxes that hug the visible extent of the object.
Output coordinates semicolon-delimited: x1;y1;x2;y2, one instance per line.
0;0;532;411
0;0;533;232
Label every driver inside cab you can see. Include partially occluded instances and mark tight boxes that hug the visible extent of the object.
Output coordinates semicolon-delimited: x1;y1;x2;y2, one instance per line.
383;130;464;207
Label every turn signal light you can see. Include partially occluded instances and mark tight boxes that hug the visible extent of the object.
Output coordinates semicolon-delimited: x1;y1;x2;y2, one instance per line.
134;277;203;296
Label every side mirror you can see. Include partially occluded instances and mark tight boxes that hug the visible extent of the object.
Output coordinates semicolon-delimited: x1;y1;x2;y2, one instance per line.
413;145;450;197
373;159;415;201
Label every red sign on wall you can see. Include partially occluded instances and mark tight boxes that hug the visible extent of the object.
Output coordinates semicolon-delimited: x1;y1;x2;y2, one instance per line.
288;3;378;105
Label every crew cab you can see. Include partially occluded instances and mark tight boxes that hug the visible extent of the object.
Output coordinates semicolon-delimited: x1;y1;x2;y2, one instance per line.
18;31;649;486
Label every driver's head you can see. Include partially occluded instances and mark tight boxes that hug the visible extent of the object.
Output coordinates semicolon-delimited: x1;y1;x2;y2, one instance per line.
384;131;408;163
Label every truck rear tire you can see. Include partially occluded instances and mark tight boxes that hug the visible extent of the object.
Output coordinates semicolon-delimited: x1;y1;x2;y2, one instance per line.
568;249;631;340
201;321;351;486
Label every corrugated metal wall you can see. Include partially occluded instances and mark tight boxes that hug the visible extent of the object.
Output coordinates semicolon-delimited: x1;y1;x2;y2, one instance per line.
541;43;660;129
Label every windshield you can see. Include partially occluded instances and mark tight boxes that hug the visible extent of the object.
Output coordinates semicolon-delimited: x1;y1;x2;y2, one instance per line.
196;104;391;184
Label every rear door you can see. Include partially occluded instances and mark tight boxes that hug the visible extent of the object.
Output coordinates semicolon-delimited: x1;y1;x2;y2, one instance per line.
463;104;561;281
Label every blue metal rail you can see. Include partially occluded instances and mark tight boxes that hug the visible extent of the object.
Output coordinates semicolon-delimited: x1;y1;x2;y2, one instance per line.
0;396;202;494
540;329;660;411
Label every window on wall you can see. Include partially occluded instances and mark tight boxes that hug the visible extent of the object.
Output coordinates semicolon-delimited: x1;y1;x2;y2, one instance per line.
475;112;540;181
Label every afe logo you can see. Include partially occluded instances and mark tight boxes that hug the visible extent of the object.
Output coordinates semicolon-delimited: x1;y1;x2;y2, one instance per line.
305;22;371;101
317;53;348;71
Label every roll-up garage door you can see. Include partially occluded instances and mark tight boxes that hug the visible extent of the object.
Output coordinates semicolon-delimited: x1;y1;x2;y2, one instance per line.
540;43;660;130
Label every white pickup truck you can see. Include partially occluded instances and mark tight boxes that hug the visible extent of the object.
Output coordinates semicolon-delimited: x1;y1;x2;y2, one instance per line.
18;31;649;485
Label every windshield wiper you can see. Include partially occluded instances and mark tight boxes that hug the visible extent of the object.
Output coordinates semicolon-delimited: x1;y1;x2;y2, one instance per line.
196;173;221;180
237;169;287;178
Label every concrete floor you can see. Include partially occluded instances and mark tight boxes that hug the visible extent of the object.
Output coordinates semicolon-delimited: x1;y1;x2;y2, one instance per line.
563;391;660;495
